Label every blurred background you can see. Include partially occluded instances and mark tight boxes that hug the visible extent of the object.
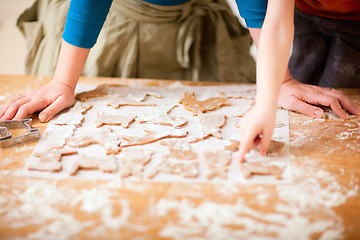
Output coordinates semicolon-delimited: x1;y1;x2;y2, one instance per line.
0;0;256;75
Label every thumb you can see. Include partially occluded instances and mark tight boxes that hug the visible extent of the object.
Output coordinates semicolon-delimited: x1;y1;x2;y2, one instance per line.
39;95;74;122
287;97;323;118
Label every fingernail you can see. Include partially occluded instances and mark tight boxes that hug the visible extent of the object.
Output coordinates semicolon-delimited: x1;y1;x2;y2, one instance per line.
39;113;48;122
314;109;323;118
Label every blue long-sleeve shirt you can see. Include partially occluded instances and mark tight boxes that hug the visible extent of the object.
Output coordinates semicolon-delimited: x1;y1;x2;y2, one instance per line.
62;0;267;49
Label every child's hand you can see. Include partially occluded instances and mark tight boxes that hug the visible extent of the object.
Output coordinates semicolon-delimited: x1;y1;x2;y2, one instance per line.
0;80;75;122
237;104;277;162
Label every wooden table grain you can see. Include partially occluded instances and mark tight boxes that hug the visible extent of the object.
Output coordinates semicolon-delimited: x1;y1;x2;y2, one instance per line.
0;75;359;239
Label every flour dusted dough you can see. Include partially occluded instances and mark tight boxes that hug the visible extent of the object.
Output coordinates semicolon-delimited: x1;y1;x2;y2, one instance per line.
27;149;77;172
147;156;199;179
179;92;230;116
66;129;121;154
69;154;118;175
119;149;154;178
54;102;92;126
121;129;188;147
76;84;162;102
76;84;122;101
241;162;284;179
217;88;256;100
224;139;241;152
37;125;76;152
194;114;226;141
136;105;187;128
202;150;232;180
106;95;156;108
267;140;285;157
224;139;285;157
160;139;197;160
96;111;136;128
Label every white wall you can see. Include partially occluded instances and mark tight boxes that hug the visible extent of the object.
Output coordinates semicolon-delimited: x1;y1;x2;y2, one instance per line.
0;0;34;75
0;0;256;75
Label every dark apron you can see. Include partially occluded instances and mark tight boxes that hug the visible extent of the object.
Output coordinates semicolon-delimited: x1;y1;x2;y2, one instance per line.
289;7;360;88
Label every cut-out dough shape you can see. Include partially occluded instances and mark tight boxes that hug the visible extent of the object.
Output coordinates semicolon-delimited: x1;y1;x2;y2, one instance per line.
119;149;154;178
96;111;136;128
136;105;187;128
147;156;199;179
54;102;92;126
179;92;230;116
69;154;118;175
241;162;284;179
27;149;77;172
202;150;232;180
223;139;285;157
66;129;121;154
37;125;76;152
121;129;188;147
193;114;226;141
160;140;197;160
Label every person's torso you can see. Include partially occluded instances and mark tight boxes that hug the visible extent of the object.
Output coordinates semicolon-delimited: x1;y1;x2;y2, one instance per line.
143;0;189;6
295;0;360;20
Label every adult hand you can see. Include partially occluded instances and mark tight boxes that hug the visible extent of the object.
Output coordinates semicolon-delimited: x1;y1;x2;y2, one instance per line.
0;80;75;122
278;79;360;119
237;104;277;162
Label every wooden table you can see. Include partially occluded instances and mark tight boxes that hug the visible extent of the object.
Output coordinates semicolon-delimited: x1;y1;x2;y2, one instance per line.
0;75;359;239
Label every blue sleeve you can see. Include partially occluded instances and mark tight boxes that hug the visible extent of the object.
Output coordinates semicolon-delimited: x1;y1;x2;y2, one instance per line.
235;0;268;28
62;0;113;49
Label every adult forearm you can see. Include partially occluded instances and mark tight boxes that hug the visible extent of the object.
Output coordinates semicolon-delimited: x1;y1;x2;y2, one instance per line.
53;40;91;91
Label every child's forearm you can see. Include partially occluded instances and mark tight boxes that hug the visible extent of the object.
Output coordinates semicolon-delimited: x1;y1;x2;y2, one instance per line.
256;26;293;108
53;39;91;91
248;1;294;109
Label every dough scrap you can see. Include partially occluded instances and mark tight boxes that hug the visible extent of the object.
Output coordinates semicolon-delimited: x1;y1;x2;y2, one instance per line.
69;154;118;175
119;149;154;178
179;92;230;116
54;102;92;127
147;156;199;179
76;84;123;102
202;150;232;180
224;139;241;152
160;140;197;160
27;149;77;172
76;84;162;102
66;129;121;154
106;95;156;108
194;114;226;141
241;162;284;179
217;89;256;100
108;87;162;99
121;129;188;147
96;111;136;128
136;105;187;128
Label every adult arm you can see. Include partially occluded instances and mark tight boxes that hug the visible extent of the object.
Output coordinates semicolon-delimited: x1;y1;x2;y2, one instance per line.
250;28;360;119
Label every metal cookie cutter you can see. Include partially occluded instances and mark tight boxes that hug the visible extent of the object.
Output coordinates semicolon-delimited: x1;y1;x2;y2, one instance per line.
0;118;41;148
